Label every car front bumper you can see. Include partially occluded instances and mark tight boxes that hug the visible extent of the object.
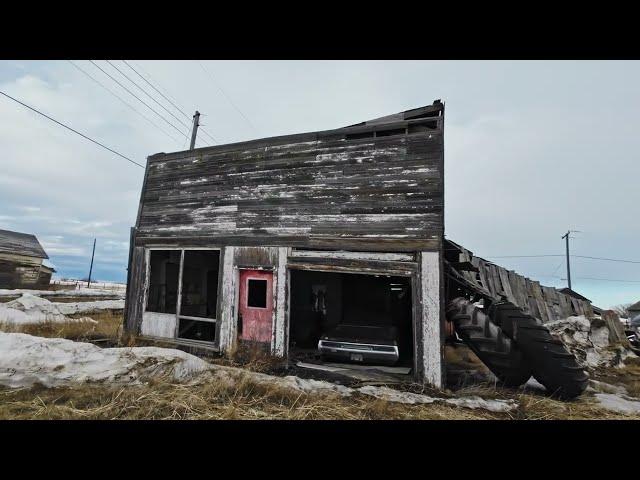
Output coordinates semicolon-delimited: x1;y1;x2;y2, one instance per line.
318;339;399;365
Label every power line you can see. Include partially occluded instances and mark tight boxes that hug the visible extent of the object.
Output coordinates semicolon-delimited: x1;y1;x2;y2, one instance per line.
123;60;192;121
122;60;218;145
485;254;640;264
535;273;640;284
573;255;640;264
0;90;144;169
68;60;183;145
486;255;564;258
197;61;257;133
89;60;188;141
106;60;194;134
575;276;640;283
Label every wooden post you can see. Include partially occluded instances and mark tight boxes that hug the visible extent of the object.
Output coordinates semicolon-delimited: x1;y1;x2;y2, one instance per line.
562;231;572;289
189;111;200;150
87;238;96;288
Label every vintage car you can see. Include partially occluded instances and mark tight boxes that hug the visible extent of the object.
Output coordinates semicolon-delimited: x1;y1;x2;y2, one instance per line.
318;324;400;365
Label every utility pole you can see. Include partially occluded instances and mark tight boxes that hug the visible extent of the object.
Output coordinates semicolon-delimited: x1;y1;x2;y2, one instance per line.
189;110;200;150
87;238;96;288
562;231;572;289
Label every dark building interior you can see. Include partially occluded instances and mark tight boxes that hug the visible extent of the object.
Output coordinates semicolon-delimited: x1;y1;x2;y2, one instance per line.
289;270;414;367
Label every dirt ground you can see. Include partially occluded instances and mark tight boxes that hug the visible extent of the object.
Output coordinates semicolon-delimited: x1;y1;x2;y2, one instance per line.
1;313;639;420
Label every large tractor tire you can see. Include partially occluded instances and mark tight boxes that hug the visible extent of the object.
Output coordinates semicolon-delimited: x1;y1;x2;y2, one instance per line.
488;301;589;400
446;298;532;387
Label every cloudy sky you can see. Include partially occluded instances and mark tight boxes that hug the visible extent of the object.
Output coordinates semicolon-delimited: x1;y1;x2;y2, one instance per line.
0;60;638;308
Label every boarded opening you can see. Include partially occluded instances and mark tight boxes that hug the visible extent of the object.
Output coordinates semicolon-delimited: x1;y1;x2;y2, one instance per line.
289;270;413;371
345;131;374;140
408;120;438;133
376;127;406;137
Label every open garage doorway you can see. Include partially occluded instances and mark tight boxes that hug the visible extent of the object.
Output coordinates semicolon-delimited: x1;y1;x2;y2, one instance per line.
288;269;414;380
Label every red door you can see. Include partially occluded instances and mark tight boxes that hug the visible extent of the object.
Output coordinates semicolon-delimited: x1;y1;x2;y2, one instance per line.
238;269;273;343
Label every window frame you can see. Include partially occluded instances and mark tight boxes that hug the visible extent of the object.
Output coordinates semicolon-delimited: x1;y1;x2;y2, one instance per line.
246;278;268;310
144;247;221;345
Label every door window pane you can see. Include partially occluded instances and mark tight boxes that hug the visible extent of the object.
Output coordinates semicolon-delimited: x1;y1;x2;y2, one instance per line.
247;279;267;308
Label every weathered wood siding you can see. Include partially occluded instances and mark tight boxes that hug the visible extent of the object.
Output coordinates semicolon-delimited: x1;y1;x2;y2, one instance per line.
134;113;444;252
124;245;147;333
447;241;594;322
0;252;44;289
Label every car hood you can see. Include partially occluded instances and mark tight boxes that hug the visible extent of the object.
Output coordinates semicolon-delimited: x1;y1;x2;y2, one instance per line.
321;324;398;345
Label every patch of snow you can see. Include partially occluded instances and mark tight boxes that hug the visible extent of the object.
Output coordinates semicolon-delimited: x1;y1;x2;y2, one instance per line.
0;332;210;388
523;377;547;392
594;393;640;415
55;300;124;315
545;315;634;369
0;294;121;325
357;385;517;412
0;294;92;324
238;369;516;411
587;379;628;395
0;332;518;413
280;375;354;396
0;288;125;299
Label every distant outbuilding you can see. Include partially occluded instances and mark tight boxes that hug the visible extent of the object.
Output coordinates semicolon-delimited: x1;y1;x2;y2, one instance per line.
0;228;54;289
628;300;640;321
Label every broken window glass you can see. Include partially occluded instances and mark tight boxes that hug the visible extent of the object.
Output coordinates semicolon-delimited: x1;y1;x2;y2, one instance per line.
147;250;180;314
180;250;220;319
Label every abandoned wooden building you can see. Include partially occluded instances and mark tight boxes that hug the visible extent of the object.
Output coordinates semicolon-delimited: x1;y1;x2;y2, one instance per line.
0;228;54;289
125;100;446;386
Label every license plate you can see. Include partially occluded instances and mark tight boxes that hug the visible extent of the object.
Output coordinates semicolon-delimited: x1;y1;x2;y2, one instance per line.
350;353;364;362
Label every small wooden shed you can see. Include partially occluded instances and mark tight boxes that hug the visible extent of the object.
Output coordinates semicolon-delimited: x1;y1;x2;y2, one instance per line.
0;229;52;289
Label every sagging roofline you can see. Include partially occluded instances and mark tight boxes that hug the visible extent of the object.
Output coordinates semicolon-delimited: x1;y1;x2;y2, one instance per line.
146;100;444;163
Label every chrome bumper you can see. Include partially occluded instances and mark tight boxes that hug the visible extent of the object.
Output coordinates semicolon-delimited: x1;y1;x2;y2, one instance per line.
318;339;399;361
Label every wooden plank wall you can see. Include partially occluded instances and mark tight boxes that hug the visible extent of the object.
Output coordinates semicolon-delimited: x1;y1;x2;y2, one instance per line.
0;253;45;289
135;120;444;253
453;245;593;322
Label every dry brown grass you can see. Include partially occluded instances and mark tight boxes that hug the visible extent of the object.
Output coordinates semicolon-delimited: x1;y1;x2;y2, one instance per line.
216;340;288;373
1;308;638;420
0;374;502;420
0;311;124;344
3;365;637;420
590;356;640;398
1;353;639;420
